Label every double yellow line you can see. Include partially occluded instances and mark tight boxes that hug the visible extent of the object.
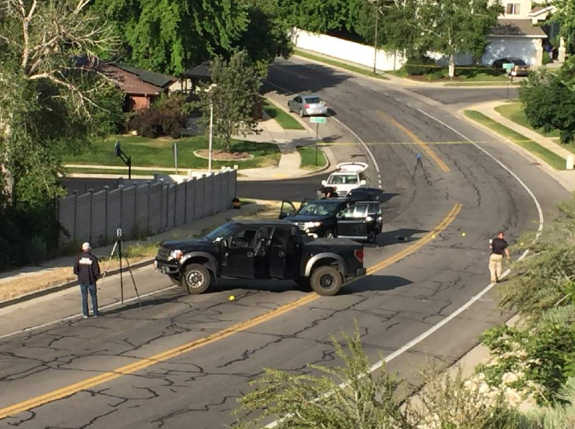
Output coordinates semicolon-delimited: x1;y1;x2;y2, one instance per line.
378;111;451;173
0;203;462;421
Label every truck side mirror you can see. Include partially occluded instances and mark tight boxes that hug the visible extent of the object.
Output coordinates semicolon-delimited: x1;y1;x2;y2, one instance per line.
321;180;327;186
360;180;366;186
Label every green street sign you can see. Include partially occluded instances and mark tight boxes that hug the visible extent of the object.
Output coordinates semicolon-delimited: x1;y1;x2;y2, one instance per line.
310;117;327;124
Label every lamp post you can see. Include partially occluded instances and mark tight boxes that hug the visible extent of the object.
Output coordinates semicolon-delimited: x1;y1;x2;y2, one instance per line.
208;100;213;174
206;83;217;174
373;0;380;75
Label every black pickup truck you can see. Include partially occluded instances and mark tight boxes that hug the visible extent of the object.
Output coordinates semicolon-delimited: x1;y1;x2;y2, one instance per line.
154;220;366;296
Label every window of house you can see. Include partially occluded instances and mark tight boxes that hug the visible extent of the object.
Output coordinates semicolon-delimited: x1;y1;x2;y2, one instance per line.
506;3;521;14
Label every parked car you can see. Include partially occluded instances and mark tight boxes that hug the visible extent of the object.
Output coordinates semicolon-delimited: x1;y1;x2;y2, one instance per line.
492;57;530;76
288;94;328;117
154;220;366;296
320;162;368;197
280;198;382;243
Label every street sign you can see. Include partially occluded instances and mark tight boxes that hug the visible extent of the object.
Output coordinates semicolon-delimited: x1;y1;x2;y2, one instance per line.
310;117;327;124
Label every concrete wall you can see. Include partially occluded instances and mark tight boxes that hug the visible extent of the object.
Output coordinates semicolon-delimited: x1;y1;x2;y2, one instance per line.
57;170;237;247
292;29;406;71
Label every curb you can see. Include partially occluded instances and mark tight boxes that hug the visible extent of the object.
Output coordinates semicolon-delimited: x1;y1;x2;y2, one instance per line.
457;106;574;193
264;96;313;134
0;259;155;310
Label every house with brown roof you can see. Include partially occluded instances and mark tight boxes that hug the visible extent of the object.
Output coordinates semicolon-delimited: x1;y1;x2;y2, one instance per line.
103;64;165;111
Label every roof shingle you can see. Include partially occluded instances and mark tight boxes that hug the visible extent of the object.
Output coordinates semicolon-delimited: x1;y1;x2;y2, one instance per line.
491;19;547;37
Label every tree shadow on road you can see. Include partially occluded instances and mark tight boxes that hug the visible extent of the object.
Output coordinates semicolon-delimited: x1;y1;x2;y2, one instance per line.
340;275;412;294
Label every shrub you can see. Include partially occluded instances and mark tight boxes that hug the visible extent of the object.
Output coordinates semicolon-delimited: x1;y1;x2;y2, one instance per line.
543;51;552;65
404;56;437;76
129;94;188;139
480;310;575;402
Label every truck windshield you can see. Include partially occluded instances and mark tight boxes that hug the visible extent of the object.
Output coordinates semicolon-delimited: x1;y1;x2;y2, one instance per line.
205;222;238;241
328;174;358;184
299;202;341;216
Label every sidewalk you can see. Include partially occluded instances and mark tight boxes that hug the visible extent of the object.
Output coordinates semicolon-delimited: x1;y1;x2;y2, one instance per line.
0;200;279;307
463;101;575;192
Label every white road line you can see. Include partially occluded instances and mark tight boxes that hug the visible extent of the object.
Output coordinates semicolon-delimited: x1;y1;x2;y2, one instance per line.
0;285;179;341
265;107;545;429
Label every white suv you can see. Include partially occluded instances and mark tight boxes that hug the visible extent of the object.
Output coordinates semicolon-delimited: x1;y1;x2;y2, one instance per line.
321;162;368;197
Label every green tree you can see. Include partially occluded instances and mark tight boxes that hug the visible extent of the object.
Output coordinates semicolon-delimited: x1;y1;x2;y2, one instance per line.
198;51;261;153
417;0;502;75
279;0;359;34
93;0;249;75
498;197;575;319
236;0;293;76
519;60;575;144
234;329;409;429
549;0;575;52
0;0;121;205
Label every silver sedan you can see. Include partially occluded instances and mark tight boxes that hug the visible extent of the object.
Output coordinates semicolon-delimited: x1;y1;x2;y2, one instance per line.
288;94;328;117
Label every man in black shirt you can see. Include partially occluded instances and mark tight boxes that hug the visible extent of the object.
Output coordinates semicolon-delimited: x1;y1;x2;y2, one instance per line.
73;242;101;318
489;231;510;283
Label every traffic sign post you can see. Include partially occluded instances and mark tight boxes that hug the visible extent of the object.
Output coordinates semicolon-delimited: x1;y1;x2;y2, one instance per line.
310;117;327;165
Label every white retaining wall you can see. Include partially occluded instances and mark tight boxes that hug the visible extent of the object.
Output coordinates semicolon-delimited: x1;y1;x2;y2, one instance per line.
292;29;406;71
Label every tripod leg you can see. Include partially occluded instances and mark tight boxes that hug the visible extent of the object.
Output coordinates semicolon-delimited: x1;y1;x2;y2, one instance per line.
419;159;429;181
98;240;118;291
124;255;142;307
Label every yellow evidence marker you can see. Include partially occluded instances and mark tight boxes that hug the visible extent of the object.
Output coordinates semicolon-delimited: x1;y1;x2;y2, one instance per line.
228;295;236;301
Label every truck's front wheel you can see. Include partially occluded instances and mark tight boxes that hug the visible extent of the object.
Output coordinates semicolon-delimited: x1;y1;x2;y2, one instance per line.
310;266;342;296
183;264;211;294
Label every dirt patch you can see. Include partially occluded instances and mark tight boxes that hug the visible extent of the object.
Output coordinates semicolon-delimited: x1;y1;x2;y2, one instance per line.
194;149;254;161
0;257;150;303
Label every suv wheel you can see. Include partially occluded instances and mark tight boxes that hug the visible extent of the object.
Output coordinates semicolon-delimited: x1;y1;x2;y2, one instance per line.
324;229;335;239
310;266;342;296
368;231;377;244
183;264;211;295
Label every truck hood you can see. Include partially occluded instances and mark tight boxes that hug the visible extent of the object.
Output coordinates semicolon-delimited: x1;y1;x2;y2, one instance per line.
161;238;213;251
286;214;332;223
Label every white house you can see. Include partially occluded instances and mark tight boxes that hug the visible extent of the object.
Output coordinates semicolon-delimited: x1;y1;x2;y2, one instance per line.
483;0;548;66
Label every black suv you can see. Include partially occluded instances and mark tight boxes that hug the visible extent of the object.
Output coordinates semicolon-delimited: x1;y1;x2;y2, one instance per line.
280;198;383;242
154;220;366;296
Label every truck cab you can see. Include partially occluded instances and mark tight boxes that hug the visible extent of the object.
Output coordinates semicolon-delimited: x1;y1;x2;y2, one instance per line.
154;220;366;296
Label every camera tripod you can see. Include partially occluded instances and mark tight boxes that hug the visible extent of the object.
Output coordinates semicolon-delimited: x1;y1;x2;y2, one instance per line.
412;153;428;182
98;229;142;306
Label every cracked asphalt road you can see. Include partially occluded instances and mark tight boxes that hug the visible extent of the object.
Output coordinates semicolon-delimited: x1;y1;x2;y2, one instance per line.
0;57;569;428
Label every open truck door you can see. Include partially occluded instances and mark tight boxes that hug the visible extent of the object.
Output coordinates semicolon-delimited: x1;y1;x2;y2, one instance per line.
337;202;382;243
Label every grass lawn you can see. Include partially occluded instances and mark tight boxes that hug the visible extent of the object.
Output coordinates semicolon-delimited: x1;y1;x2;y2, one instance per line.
464;110;565;170
63;135;280;169
298;146;327;170
391;65;509;82
445;81;518;87
494;102;561;139
263;100;304;130
294;49;388;80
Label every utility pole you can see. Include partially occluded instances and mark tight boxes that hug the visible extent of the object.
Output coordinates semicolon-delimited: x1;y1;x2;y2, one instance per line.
209;100;214;174
373;0;380;75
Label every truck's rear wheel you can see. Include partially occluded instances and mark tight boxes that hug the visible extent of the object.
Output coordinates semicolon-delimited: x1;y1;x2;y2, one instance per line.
310;266;342;296
183;264;211;294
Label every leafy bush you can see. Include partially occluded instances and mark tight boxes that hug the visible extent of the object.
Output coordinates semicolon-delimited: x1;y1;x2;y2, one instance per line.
404;56;438;76
129;94;188;139
499;198;575;318
543;51;552;65
234;327;411;429
480;310;575;401
519;59;575;144
0;201;60;270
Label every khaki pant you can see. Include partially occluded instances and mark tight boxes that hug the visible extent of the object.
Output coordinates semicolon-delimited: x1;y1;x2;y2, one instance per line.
489;254;504;283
